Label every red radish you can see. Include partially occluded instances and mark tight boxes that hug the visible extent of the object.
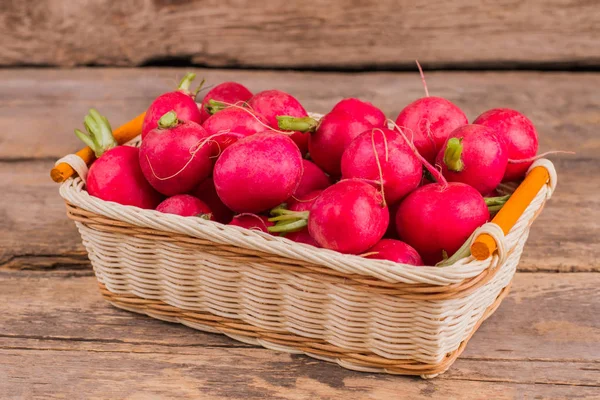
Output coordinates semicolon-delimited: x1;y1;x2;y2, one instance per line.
142;73;203;139
341;128;422;204
331;98;386;128
199;81;253;122
293;160;330;198
191;177;234;223
285;230;320;247
395;97;468;164
473;108;539;182
156;194;212;218
229;214;273;233
395;182;489;265
365;239;423;266
278;110;371;176
247;90;310;154
308;179;389;254
213;132;303;213
394;64;467;163
435;124;508;195
74;109;162;209
139;111;212;196
202;106;269;156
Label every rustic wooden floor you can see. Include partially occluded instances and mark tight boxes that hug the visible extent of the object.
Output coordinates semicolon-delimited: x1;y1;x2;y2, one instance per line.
1;68;599;399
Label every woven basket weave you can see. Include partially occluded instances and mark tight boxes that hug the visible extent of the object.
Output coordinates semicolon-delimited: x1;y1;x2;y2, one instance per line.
58;133;553;378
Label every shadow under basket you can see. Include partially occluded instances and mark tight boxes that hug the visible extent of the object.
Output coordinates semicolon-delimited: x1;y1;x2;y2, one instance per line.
59;159;553;378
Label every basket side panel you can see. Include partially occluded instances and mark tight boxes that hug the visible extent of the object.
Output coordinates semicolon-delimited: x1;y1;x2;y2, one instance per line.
75;221;524;365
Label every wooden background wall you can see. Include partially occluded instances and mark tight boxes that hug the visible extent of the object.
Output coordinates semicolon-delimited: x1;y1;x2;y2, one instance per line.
1;0;598;69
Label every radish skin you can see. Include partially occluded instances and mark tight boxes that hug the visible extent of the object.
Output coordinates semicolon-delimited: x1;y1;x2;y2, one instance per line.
473;108;539;182
395;97;468;164
142;73;203;139
200;81;252;122
156;194;212;218
436;124;508;195
308;179;389;254
139;112;212;196
191;177;234;223
331;98;386;128
365;239;423;266
214;132;303;213
341;128;422;204
293;160;331;198
247;90;310;154
229;214;273;233
395;182;489;265
202;107;270;156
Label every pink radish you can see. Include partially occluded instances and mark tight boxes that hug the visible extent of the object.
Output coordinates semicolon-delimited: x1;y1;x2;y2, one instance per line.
247;89;310;154
395;97;468;164
213;132;303;213
331;98;386;128
473;108;538;182
341;127;422;204
293;160;330;198
229;214;273;233
139;111;212;196
202;106;270;156
309;179;389;254
285;230;320;247
156;194;212;218
200;81;252;122
191;177;234;223
142;73;203;139
364;239;423;266
278;110;371;176
395;182;489;265
74;109;162;209
394;64;467;163
435;124;508;195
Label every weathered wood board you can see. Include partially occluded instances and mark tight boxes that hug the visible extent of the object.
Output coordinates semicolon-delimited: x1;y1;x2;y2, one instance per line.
1;1;599;68
1;69;598;272
1;272;598;399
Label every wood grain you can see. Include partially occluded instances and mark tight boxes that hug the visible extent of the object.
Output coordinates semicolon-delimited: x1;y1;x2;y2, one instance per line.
0;0;599;68
1;272;598;398
1;69;598;269
2;68;600;160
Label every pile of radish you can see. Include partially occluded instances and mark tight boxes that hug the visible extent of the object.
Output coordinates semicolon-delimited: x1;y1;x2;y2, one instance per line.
75;69;544;266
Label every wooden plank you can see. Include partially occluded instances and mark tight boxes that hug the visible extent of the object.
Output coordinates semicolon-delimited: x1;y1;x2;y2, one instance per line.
2;158;597;272
1;272;599;398
1;69;597;271
2;68;599;160
0;1;598;68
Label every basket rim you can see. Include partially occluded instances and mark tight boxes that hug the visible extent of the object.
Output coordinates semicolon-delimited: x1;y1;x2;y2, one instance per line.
59;171;550;287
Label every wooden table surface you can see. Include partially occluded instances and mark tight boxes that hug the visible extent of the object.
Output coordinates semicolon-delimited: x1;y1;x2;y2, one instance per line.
1;68;599;399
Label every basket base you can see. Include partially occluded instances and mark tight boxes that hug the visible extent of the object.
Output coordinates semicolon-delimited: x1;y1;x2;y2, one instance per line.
98;282;511;378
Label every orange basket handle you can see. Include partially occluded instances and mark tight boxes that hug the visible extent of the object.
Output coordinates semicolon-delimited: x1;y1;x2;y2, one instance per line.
50;112;147;183
471;161;555;260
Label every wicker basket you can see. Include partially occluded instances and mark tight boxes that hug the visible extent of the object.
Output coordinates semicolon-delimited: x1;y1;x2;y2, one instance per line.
57;132;555;378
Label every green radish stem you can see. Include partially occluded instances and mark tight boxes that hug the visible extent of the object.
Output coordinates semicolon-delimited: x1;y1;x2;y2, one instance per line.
157;111;179;129
484;194;511;213
197;213;213;220
277;116;319;133
177;72;205;99
443;138;464;172
267;207;309;233
206;99;229;115
74;108;117;158
268;219;308;233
